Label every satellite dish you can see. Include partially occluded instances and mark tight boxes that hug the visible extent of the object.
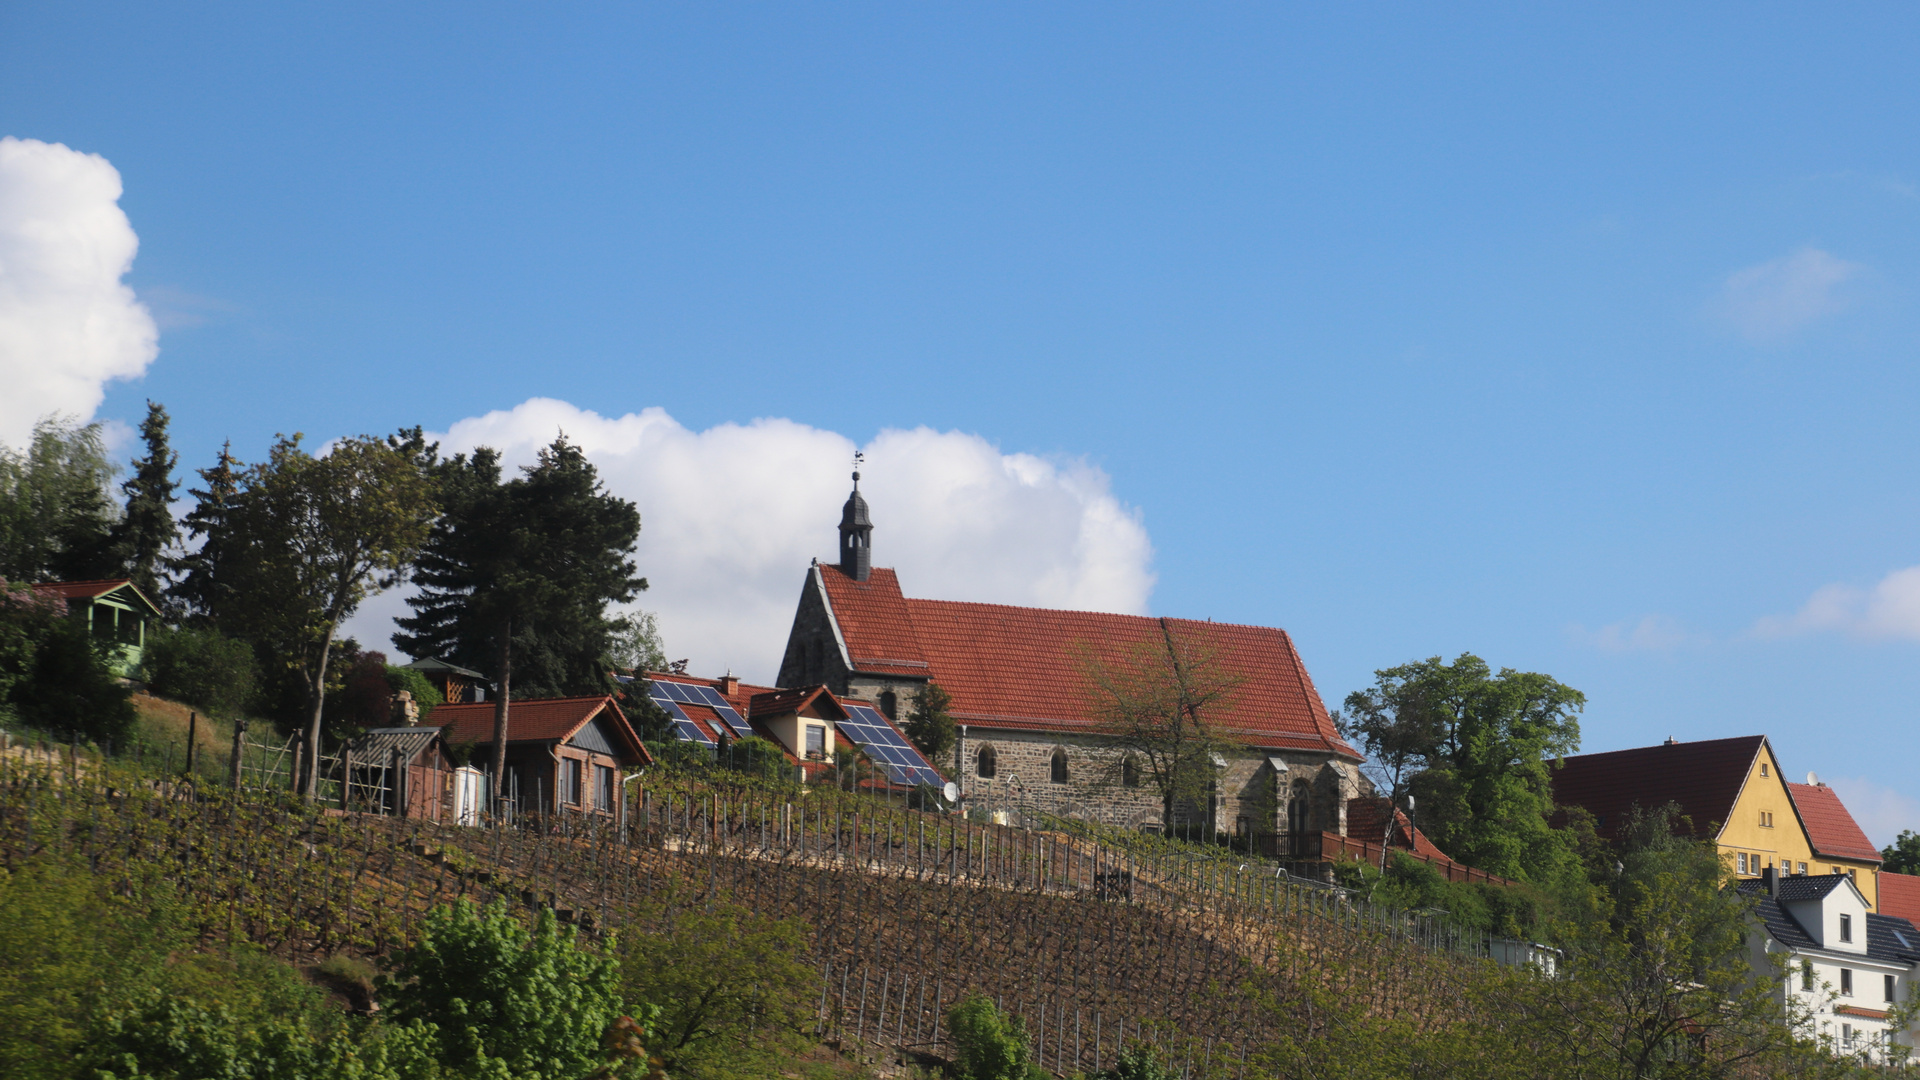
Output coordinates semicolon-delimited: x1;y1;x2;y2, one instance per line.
943;781;960;804
1807;772;1820;786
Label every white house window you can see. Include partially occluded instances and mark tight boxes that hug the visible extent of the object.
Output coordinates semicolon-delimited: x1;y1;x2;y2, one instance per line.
1843;1023;1855;1046
1841;914;1853;943
1888;974;1898;1002
1802;960;1815;991
805;725;826;759
1841;968;1854;996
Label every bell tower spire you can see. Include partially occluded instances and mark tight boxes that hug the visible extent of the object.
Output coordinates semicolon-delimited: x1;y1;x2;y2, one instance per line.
838;452;872;581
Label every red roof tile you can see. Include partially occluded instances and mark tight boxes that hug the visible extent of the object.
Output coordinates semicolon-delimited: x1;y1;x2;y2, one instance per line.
748;685;847;721
30;578;161;614
815;565;1357;758
1786;782;1883;863
30;578;133;599
434;695;648;763
1345;797;1450;860
1879;872;1920;924
1550;735;1767;841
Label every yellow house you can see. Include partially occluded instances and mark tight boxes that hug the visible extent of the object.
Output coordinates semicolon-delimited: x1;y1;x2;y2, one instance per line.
1552;735;1883;912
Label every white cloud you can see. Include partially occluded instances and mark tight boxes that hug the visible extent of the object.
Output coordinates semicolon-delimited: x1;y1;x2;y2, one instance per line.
1823;776;1920;850
339;399;1156;684
1753;566;1920;641
1568;614;1705;653
1715;247;1861;343
0;137;158;448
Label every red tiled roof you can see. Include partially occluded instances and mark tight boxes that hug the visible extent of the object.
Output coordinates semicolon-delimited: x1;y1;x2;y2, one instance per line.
30;578;132;599
1344;795;1443;860
1879;872;1920;925
1345;797;1451;861
434;695;648;763
1550;735;1767;841
814;567;929;676
748;685;847;721
815;565;1357;758
30;578;161;615
1786;782;1883;863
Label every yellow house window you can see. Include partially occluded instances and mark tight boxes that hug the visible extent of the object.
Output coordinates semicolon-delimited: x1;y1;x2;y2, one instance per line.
1737;853;1749;874
1761;763;1770;777
1760;811;1774;827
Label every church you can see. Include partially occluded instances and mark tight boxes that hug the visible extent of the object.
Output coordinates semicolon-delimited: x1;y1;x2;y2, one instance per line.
776;472;1374;851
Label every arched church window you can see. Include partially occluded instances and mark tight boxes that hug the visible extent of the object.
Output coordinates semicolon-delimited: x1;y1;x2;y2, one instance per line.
976;744;997;779
1051;749;1069;784
1122;756;1140;788
879;690;897;721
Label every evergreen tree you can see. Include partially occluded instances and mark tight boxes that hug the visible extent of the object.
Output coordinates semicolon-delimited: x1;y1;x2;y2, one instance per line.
109;401;180;604
395;436;644;794
171;441;241;625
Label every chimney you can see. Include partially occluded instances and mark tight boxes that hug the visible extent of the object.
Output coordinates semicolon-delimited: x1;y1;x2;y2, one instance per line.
719;675;741;697
1663;736;1677;745
1762;865;1779;897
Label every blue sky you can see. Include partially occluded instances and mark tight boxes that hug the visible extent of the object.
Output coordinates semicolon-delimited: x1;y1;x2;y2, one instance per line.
5;5;1919;838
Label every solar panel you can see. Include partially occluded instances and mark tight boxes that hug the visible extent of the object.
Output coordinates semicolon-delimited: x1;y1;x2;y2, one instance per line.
691;685;756;739
644;680;715;745
837;702;943;786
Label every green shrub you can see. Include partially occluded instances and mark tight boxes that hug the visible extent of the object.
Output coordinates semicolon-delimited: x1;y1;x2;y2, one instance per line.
141;624;259;721
944;994;1040;1080
1094;1044;1178;1080
381;900;628;1080
385;664;443;722
721;736;789;782
619;896;814;1080
0;853;183;1078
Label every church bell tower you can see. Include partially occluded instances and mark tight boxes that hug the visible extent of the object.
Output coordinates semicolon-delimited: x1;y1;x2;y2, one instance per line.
838;463;872;581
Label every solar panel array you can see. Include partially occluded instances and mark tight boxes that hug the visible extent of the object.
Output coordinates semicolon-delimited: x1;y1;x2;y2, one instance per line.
646;679;755;743
838;702;944;787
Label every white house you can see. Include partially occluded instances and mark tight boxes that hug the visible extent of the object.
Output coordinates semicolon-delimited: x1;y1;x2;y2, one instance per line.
1742;868;1920;1060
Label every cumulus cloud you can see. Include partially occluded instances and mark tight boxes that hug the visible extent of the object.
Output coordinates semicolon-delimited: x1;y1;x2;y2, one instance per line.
1568;614;1706;653
1753;566;1920;641
0;137;158;448
1714;247;1861;343
339;399;1155;684
1823;776;1920;850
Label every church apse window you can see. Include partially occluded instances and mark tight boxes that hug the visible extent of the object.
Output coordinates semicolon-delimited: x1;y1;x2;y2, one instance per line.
976;744;996;779
1050;749;1069;784
879;690;897;721
1122;756;1140;788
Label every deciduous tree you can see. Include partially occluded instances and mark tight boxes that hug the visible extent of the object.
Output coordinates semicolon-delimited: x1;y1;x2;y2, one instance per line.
1345;653;1583;882
0;415;120;583
219;432;438;796
1081;627;1244;832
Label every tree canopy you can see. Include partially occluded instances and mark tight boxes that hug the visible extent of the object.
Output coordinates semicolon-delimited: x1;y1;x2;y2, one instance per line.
0;415;121;584
207;432;439;794
394;437;644;789
1343;652;1584;883
108;401;180;605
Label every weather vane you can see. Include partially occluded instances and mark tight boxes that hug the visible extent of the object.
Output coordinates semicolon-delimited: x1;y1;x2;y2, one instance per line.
852;450;865;483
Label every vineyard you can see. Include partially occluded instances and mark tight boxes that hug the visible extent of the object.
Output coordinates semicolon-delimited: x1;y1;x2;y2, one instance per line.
0;737;1517;1077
